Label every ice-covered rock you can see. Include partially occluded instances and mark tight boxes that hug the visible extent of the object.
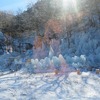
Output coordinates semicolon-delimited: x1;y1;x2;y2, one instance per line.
14;57;23;64
0;49;4;55
0;53;15;72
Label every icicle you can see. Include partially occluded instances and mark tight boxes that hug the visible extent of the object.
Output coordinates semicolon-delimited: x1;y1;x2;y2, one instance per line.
31;59;35;64
44;57;50;68
58;54;69;73
34;59;39;68
50;59;55;70
38;62;43;69
49;45;54;59
52;56;60;66
40;59;45;69
59;54;67;67
52;56;61;71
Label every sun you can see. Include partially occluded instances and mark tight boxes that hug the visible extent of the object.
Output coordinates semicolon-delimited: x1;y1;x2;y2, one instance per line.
62;0;78;12
62;0;70;9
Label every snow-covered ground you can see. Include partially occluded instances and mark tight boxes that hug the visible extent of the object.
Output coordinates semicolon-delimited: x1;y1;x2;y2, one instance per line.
0;26;100;100
0;49;100;100
0;70;100;100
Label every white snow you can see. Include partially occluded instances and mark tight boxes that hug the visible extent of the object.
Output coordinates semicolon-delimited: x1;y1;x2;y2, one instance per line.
0;49;99;100
0;70;99;100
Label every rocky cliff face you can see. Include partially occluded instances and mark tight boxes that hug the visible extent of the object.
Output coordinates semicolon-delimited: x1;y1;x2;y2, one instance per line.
0;32;5;55
58;0;100;68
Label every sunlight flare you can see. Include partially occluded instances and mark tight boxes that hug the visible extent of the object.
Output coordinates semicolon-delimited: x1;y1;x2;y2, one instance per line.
63;0;78;12
63;0;70;9
71;0;78;12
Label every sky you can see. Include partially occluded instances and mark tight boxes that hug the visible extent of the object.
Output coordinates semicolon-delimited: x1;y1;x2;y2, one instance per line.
0;0;37;14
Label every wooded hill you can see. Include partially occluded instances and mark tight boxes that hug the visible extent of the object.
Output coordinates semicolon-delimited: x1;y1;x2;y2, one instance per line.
0;0;100;38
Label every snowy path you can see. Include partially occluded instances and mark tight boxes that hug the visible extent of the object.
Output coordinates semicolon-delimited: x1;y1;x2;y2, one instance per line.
0;71;100;100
